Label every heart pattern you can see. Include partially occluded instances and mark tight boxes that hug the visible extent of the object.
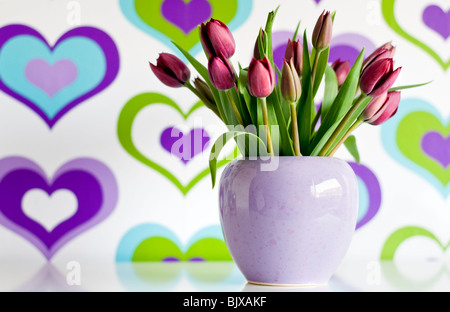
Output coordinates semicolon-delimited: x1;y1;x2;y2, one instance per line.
422;132;450;168
382;0;450;70
115;223;241;291
119;0;252;57
22;189;78;233
423;5;450;40
348;162;382;230
117;92;235;195
381;98;449;197
272;31;376;71
381;226;450;260
0;25;120;128
160;127;210;164
0;157;118;259
380;226;450;291
116;223;231;262
162;0;212;35
25;59;78;98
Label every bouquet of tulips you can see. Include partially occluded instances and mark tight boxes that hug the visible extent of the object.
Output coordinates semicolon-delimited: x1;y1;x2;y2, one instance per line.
150;8;426;187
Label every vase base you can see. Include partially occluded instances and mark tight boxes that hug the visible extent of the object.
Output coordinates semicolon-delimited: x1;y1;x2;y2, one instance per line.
247;280;327;288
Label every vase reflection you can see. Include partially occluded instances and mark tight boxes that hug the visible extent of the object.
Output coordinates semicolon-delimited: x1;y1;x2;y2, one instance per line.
115;261;246;292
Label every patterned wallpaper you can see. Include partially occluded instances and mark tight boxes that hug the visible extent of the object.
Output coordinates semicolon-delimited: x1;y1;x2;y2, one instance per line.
0;0;448;289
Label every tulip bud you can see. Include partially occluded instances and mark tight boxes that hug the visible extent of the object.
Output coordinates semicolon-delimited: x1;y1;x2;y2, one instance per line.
284;39;303;76
359;58;401;97
201;19;236;59
150;53;190;88
331;59;350;87
193;77;215;106
362;42;396;73
208;54;235;90
363;91;401;125
281;58;302;103
312;11;333;50
253;29;268;60
247;56;276;98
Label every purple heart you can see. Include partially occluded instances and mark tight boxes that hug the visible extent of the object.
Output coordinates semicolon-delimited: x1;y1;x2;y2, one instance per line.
422;132;450;168
348;162;382;230
25;59;78;98
0;25;119;128
272;32;376;71
161;0;212;34
314;0;322;3
423;5;450;40
0;157;118;260
160;127;210;164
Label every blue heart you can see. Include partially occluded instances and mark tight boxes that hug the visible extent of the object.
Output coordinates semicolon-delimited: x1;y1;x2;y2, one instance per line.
0;25;119;128
0;36;105;120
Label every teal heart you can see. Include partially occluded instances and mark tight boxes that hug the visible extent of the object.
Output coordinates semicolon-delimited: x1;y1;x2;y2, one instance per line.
116;223;232;262
381;98;449;197
0;25;119;127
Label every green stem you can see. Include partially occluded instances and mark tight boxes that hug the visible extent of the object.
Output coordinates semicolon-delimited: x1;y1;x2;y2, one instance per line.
290;102;301;156
328;119;363;157
226;89;244;126
260;97;274;156
318;94;367;156
185;82;221;119
311;49;321;86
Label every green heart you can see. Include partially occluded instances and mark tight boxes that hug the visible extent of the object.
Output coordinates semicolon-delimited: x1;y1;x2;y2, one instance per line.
117;93;236;195
397;111;450;186
381;226;450;260
380;226;450;291
382;0;450;70
132;236;232;262
135;0;237;53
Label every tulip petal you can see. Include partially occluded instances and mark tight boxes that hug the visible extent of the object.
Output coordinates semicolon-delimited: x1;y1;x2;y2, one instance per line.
364;92;388;122
208;56;235;90
360;58;392;95
248;57;275;98
158;53;191;83
150;63;184;88
369;66;402;97
370;91;401;125
208;19;236;59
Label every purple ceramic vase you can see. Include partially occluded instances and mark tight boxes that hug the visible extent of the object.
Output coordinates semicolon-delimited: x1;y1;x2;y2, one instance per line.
219;157;358;286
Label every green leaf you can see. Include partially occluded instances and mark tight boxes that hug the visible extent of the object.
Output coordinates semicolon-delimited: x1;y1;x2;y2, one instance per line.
323;97;371;156
309;120;342;156
264;6;280;69
257;27;269;59
230;87;252;127
172;42;209;86
293;21;301;41
217;91;237;125
322;66;338;119
209;131;267;188
172;41;227;123
310;48;365;153
344;135;360;163
238;68;248;93
312;47;330;96
268;90;294;156
297;31;314;155
389;81;432;91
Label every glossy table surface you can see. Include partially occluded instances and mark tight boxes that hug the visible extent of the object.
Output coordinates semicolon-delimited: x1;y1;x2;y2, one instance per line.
0;259;448;292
